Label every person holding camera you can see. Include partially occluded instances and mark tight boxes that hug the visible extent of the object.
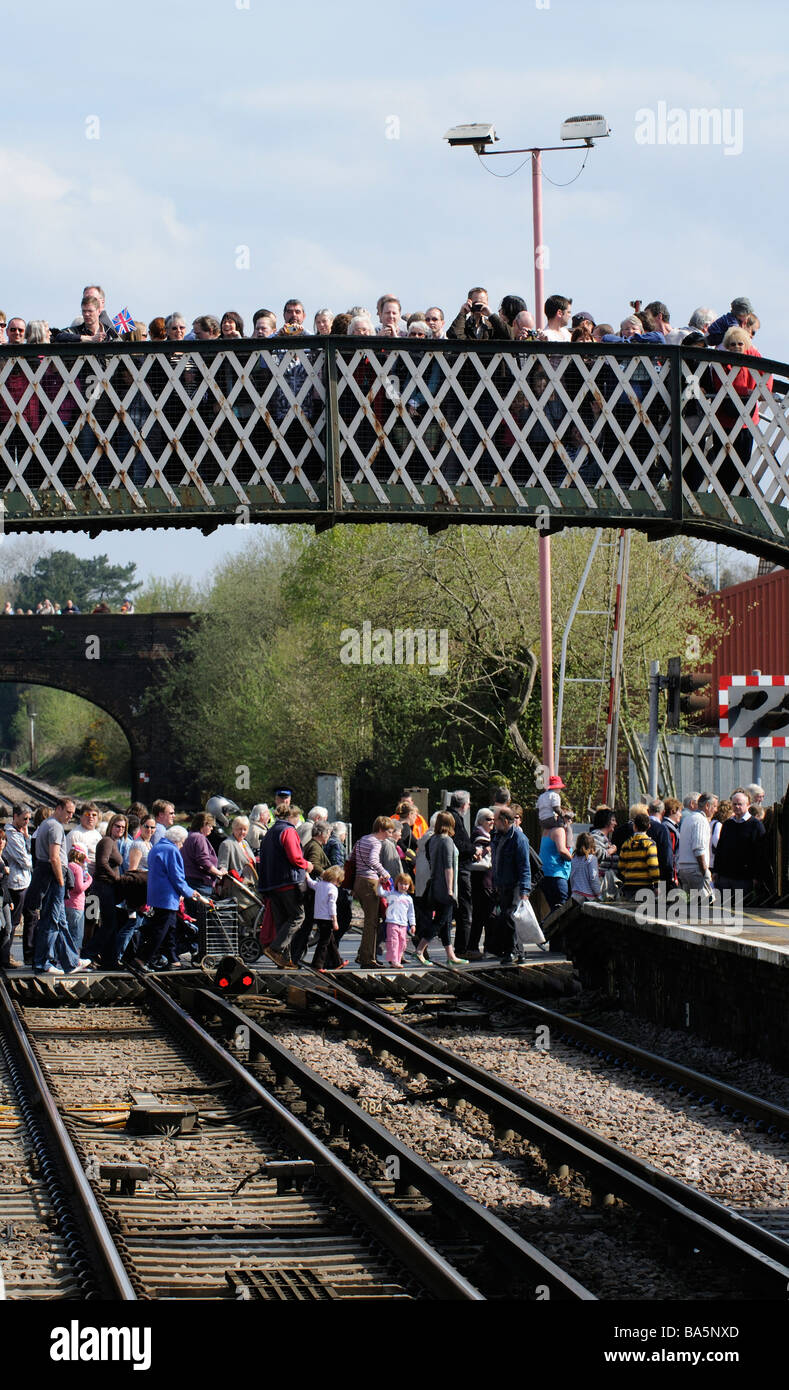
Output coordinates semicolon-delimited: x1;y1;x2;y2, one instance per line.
447;287;511;341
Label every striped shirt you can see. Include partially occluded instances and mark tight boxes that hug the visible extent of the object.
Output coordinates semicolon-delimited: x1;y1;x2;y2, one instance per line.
619;833;659;887
355;833;386;880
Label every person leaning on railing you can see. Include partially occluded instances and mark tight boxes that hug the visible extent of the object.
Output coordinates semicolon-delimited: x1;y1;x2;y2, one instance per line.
711;326;774;488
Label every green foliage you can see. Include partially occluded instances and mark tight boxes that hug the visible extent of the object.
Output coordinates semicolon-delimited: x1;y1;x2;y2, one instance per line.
152;523;717;814
13;551;140;612
135;573;207;613
8;686;129;785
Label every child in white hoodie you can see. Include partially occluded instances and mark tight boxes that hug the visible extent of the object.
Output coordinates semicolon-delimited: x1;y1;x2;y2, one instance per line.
378;873;416;967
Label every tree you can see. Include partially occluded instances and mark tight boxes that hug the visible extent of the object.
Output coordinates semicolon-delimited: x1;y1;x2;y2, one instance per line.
151;523;721;813
135;573;207;613
0;534;52;608
13;552;141;612
8;685;130;784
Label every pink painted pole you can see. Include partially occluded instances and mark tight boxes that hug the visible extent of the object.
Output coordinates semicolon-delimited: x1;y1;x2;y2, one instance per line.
539;533;554;776
532;150;545;330
532;149;554;774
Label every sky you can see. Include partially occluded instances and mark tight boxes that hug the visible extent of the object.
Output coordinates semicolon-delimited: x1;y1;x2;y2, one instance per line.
3;0;787;583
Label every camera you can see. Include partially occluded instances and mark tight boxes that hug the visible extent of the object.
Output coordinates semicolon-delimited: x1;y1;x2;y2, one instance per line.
470;301;486;314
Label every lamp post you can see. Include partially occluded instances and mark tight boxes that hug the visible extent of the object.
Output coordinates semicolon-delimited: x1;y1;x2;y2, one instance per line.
29;710;37;772
444;117;610;777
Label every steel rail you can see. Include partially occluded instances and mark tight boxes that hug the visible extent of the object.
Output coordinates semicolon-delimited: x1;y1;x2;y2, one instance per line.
454;974;789;1137
0;766;121;815
135;971;484;1301
282;973;789;1295
0;977;137;1300
190;986;595;1301
0;767;59;809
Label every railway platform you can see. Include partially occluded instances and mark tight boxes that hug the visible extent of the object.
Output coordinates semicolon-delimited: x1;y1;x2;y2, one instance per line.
553;898;789;1070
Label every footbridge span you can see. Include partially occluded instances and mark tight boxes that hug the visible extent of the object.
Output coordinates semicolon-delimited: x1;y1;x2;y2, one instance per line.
1;338;787;562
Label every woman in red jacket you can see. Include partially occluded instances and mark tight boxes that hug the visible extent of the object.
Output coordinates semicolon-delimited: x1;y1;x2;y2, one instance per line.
714;326;773;490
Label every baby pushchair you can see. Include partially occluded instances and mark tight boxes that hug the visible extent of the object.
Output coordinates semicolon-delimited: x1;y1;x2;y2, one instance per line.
220;872;266;962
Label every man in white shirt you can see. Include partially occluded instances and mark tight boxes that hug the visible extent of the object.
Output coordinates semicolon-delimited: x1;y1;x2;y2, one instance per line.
539;294;572;341
66;804;102;871
677;791;718;895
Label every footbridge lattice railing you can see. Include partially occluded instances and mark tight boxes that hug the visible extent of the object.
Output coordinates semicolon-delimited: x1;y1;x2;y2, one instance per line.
1;338;787;561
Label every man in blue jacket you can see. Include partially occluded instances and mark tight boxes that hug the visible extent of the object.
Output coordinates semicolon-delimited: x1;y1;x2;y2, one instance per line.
491;806;532;965
706;296;755;347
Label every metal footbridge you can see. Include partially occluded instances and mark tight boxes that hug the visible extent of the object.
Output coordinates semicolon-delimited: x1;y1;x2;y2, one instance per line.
1;337;787;562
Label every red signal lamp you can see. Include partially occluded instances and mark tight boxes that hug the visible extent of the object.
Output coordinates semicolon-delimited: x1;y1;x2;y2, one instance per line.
214;955;255;994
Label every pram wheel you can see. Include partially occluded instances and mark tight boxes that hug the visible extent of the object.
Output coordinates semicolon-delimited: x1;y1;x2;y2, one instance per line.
239;905;265;963
239;933;262;963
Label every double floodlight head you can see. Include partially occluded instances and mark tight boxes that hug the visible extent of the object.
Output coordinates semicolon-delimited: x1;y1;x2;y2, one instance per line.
445;116;611;155
443;122;498;153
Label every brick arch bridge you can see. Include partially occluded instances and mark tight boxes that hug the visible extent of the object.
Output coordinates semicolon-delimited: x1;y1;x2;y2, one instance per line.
0;613;195;803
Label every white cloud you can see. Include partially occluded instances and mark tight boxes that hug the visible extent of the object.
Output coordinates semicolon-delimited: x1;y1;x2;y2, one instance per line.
0;147;209;322
0;149;71;203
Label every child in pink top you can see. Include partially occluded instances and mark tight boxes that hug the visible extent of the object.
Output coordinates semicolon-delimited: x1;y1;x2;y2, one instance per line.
65;846;93;962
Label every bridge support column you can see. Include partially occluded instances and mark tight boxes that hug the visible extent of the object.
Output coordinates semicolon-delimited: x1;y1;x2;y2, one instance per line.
539;534;554;776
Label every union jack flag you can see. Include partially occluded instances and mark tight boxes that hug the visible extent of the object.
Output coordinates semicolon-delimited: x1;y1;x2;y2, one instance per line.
112;306;135;334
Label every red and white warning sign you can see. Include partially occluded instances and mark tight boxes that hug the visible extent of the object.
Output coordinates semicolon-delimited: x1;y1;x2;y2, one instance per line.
719;674;789;746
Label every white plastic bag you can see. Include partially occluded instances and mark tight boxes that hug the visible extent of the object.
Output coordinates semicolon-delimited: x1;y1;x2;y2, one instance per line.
513;897;546;946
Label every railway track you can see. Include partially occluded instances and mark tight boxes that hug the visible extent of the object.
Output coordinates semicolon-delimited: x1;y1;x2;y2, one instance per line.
2;972;583;1301
0;766;121;816
187;968;789;1300
0;976;134;1299
309;965;789;1140
447;974;789;1139
312;967;789;1240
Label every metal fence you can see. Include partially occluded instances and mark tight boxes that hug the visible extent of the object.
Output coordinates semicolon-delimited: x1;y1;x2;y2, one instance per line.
1;338;788;559
629;734;789;804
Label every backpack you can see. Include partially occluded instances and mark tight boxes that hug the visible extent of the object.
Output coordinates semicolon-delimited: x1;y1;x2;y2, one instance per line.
342;843;358;890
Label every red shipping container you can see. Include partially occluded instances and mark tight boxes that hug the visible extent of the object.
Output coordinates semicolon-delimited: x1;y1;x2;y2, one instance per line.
698;568;789;725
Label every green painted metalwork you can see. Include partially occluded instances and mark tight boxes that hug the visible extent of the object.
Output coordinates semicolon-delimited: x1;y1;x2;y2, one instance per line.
1;338;786;561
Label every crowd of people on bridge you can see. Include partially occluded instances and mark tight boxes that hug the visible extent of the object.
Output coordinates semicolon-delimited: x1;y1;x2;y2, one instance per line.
2;599;135;616
0;777;773;977
0;282;773;499
0;284;764;352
